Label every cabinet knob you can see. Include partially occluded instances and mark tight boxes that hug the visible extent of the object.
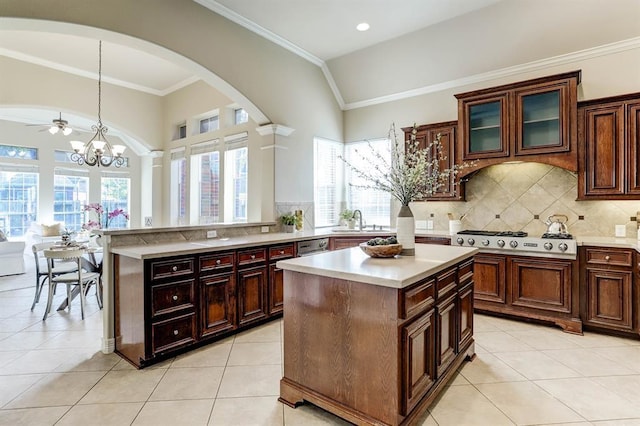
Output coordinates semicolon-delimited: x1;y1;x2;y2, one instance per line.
216;259;221;265
172;295;178;301
173;329;179;336
251;254;256;259
280;250;285;255
172;266;178;272
605;255;611;261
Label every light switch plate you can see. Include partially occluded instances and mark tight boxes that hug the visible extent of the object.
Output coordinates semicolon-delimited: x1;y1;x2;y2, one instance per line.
207;230;217;238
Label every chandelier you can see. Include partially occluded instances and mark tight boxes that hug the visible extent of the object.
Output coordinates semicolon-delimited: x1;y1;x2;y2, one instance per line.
70;41;126;167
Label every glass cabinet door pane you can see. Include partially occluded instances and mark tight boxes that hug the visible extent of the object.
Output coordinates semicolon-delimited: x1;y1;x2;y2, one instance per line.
521;90;560;148
469;101;501;153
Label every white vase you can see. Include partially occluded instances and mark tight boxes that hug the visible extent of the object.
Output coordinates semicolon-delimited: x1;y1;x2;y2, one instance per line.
396;205;415;256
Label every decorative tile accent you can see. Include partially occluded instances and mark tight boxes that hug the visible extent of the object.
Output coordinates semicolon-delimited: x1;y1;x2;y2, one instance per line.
411;162;640;237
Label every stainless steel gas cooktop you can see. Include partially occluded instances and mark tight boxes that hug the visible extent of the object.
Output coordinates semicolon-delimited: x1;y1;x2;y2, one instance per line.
451;229;577;259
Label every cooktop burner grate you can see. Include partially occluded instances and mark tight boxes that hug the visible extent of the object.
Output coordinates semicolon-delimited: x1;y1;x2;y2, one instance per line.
457;230;528;237
541;233;574;239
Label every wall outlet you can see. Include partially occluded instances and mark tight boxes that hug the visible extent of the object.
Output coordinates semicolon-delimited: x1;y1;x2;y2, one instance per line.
261;226;269;233
206;230;217;238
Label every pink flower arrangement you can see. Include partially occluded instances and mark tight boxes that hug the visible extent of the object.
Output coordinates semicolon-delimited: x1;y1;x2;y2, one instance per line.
83;203;129;230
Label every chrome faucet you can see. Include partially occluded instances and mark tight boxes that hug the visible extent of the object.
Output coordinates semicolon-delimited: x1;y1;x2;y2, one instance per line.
352;210;363;231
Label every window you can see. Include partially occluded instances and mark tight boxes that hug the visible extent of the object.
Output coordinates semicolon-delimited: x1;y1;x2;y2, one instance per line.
0;144;38;160
101;176;130;229
178;123;187;139
226;147;247;221
0;167;38;237
313;138;342;228
53;169;89;232
170;149;187;225
199;115;219;134
345;139;391;227
191;141;221;224
234;108;248;125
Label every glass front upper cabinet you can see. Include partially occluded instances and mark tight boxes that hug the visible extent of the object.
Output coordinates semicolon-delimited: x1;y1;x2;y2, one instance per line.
515;83;570;155
462;94;509;159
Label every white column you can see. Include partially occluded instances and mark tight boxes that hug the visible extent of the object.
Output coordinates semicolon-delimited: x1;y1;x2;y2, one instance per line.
256;124;294;222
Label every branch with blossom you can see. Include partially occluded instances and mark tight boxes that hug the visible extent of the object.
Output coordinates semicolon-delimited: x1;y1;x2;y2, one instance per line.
82;203;129;230
340;123;475;206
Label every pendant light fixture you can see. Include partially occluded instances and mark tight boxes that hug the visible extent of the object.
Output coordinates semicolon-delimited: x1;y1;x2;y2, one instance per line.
70;40;126;167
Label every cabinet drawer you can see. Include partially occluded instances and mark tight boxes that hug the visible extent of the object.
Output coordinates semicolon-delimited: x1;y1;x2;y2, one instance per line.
269;244;295;261
151;279;195;318
150;258;194;280
400;278;435;319
458;259;474;285
237;248;267;267
151;313;196;354
437;266;457;298
585;248;633;267
200;252;235;274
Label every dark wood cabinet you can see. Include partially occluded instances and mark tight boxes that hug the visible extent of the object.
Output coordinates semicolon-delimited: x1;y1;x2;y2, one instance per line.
435;293;457;377
580;247;636;334
578;93;640;199
473;253;507;304
456;71;580;174
401;308;436;415
415;236;451;245
330;236;370;250
473;253;580;333
115;242;291;368
403;121;464;200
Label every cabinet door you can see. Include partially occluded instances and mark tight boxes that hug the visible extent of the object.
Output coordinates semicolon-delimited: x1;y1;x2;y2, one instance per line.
330;237;369;250
627;101;640;194
268;263;284;315
200;273;236;338
408;122;462;200
459;93;509;160
458;282;474;350
473;254;507;304
401;309;436;416
436;293;457;377
515;83;571;155
585;268;633;330
237;266;268;326
579;103;625;197
510;257;572;314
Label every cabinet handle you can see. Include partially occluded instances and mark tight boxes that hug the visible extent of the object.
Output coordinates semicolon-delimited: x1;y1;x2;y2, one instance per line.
172;295;178;301
605;255;611;261
251;254;256;259
216;259;221;265
280;250;285;254
172;266;178;272
173;329;179;336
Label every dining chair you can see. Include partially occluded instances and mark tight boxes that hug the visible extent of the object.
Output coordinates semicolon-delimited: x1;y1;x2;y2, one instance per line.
30;242;78;311
42;248;100;320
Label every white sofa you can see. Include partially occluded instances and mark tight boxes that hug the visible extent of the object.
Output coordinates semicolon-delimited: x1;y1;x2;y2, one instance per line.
24;222;64;253
0;240;26;276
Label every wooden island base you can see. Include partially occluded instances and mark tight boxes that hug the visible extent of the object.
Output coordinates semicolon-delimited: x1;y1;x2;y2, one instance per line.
277;245;477;426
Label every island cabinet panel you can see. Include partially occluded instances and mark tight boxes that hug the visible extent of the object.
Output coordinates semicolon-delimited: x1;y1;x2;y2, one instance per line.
580;247;636;335
401;308;436;415
279;255;476;426
237;266;268;326
330;236;370;250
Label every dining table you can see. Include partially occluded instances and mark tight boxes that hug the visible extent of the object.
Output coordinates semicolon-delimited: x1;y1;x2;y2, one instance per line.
49;242;103;311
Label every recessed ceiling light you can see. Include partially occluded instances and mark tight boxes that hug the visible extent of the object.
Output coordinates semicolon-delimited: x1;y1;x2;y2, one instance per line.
356;22;370;32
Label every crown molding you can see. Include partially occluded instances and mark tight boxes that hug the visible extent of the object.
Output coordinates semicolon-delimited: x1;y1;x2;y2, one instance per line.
344;36;640;110
256;124;295;136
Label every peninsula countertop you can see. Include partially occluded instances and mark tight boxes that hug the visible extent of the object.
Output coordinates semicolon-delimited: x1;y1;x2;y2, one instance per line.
276;243;478;289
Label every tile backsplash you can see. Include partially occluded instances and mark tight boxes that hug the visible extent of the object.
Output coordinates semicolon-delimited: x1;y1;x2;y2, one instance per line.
410;162;639;238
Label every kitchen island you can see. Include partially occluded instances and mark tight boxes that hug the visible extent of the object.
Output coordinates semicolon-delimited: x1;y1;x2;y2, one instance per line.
277;244;478;426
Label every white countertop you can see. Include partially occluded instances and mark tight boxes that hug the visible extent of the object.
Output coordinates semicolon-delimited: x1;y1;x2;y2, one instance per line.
276;244;478;289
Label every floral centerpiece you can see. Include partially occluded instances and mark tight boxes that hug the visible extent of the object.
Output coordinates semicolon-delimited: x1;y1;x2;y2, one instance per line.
340;123;474;255
82;203;129;230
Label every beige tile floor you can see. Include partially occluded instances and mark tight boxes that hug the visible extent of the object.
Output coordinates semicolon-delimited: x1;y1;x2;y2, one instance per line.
1;257;640;425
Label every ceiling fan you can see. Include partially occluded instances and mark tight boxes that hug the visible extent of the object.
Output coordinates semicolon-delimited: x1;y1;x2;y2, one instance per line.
27;112;74;135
